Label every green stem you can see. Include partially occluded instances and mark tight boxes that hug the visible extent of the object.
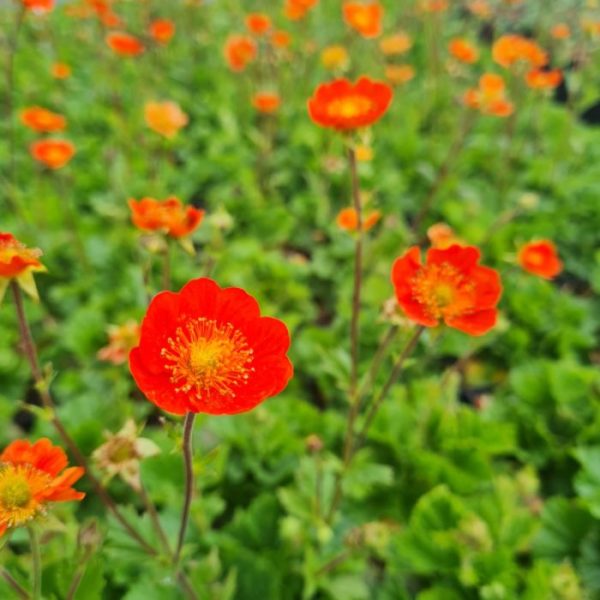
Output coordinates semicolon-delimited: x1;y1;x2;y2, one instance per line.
28;527;41;600
0;567;28;600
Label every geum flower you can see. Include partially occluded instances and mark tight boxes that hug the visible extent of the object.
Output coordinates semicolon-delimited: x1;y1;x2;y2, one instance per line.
449;38;479;64
129;278;293;415
463;73;514;117
106;32;144;56
336;207;381;231
144;101;189;139
308;76;393;130
518;240;563;279
343;2;383;38
492;34;547;69
97;320;141;365
252;92;281;114
391;245;502;336
245;13;271;36
149;19;175;44
224;35;257;72
0;438;84;536
0;232;46;303
30;139;76;169
525;69;563;90
20;107;66;133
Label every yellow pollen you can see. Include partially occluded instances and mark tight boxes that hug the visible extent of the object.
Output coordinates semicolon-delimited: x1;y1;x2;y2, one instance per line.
0;476;31;509
0;464;48;531
160;318;254;401
328;95;373;119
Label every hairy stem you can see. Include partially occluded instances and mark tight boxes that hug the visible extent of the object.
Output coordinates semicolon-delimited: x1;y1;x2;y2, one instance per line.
0;567;28;600
28;527;41;600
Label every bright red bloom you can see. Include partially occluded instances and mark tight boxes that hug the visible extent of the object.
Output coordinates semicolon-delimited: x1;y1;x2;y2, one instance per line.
224;35;257;72
0;438;84;537
149;19;175;44
30;139;76;169
308;77;393;130
128;197;204;239
106;32;144;56
343;2;383;38
129;278;293;415
20;107;66;133
518;240;562;279
246;13;271;36
391;245;502;336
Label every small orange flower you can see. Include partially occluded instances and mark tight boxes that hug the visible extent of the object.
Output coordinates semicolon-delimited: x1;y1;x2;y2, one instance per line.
343;2;383;38
106;31;144;56
321;45;349;71
149;19;175;44
308;77;393;130
0;233;46;303
97;320;141;365
551;23;571;40
384;64;415;85
271;30;291;49
391;245;502;336
419;0;449;12
427;223;464;249
128;197;204;239
284;0;318;21
30;139;76;169
144;101;189;139
224;35;257;72
449;38;479;64
20;107;66;133
525;69;563;90
379;33;412;55
246;13;271;36
51;62;71;79
518;240;562;279
100;11;122;28
0;438;85;537
464;73;514;117
467;0;492;18
492;34;548;69
252;92;281;114
22;0;54;12
336;207;381;231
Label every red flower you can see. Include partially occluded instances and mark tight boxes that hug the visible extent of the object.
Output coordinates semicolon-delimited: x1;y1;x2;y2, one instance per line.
391;245;502;335
518;240;562;279
252;92;281;114
246;13;271;36
224;35;257;72
0;438;85;537
308;77;393;130
149;19;175;44
22;0;54;12
129;278;293;415
106;32;144;56
20;106;66;133
128;197;204;239
30;139;75;169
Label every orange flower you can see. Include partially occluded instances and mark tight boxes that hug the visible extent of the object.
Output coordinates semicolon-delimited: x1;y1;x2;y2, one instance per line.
97;320;141;365
51;62;71;79
308;77;393;130
20;107;66;133
30;139;76;169
149;19;175;44
449;38;479;64
0;438;85;537
518;240;562;279
284;0;318;21
144;101;189;139
336;207;381;231
246;13;271;36
427;223;464;249
343;2;383;38
106;31;144;56
271;30;291;49
467;0;492;18
252;92;281;114
128;197;204;239
22;0;54;12
525;69;562;90
463;73;514;117
321;45;349;71
551;23;571;40
391;245;502;336
379;33;412;55
419;0;449;12
0;233;46;303
384;64;415;85
224;35;257;72
100;11;122;28
492;34;548;69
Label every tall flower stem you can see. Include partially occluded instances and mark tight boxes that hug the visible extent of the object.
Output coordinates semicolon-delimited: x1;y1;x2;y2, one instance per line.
162;238;171;291
0;567;28;600
139;483;172;556
28;526;41;600
174;412;196;567
9;281;156;556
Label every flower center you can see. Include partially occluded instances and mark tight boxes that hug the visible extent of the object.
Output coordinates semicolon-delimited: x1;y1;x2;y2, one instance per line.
160;318;254;400
0;474;31;509
328;95;373;119
0;464;47;530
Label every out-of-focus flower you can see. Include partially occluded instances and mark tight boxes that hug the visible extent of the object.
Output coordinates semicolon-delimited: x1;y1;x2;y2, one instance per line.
551;23;571;39
467;0;492;18
492;34;548;69
343;2;383;38
284;0;318;21
518;240;562;279
92;420;160;491
525;69;563;90
224;35;257;71
419;0;449;12
384;64;415;85
336;207;381;231
0;438;85;537
144;101;189;139
129;278;293;415
463;73;514;117
97;320;141;365
449;38;479;63
100;11;121;28
30;139;76;169
271;30;291;48
128;197;204;239
427;223;465;249
246;13;271;36
20;107;66;133
149;19;175;44
321;45;349;71
0;233;46;303
391;245;502;335
379;32;412;55
355;144;373;161
106;31;144;56
252;92;281;114
22;0;54;13
51;62;71;79
308;77;393;130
